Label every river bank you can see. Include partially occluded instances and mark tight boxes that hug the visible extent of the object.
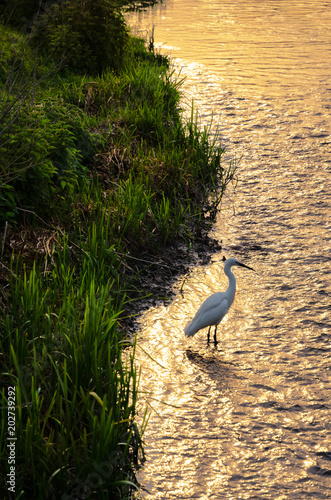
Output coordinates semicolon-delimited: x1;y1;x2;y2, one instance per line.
0;8;234;498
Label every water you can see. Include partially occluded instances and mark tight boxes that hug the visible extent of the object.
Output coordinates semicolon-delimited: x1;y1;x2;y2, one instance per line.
127;1;331;498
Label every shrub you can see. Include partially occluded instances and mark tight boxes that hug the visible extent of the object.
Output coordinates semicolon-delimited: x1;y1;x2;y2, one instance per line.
0;0;49;28
0;82;98;225
31;0;129;74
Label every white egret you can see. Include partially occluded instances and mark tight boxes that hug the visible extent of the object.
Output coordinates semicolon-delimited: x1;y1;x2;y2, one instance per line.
184;257;255;345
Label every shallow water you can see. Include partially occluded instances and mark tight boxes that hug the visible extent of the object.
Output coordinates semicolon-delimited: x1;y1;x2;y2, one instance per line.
128;1;331;498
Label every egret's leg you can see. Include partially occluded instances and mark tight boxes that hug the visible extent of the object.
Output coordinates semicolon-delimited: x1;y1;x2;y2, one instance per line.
213;326;218;346
207;326;211;344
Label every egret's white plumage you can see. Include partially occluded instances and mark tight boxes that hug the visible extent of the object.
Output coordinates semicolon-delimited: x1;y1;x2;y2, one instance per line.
184;257;254;345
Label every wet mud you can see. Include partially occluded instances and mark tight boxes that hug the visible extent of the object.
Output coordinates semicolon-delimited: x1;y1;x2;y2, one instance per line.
123;233;223;337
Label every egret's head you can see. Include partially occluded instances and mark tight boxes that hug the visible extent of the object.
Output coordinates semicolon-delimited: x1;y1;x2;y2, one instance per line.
223;257;255;272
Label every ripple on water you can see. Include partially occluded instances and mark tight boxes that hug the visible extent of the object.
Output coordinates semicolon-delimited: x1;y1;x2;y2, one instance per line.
129;1;331;498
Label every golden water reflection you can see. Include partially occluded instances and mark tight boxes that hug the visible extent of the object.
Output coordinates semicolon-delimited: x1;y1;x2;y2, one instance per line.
134;248;331;498
129;0;331;498
129;0;331;96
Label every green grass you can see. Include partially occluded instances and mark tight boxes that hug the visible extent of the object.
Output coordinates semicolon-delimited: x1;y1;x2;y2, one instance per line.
0;20;236;500
1;228;148;499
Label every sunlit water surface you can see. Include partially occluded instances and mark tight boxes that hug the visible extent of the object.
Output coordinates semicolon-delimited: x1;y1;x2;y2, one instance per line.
127;1;331;498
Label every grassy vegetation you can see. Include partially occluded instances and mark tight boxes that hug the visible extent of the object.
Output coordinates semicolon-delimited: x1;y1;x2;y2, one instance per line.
0;4;236;498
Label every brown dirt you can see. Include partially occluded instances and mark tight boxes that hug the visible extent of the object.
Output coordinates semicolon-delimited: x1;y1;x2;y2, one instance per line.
121;233;223;336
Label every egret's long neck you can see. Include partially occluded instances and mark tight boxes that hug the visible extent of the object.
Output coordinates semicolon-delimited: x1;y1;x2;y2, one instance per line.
225;267;236;306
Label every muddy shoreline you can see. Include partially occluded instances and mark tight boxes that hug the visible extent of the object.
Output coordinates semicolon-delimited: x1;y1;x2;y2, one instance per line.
123;231;223;337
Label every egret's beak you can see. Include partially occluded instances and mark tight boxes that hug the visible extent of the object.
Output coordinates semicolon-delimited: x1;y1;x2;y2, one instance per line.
239;262;256;272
